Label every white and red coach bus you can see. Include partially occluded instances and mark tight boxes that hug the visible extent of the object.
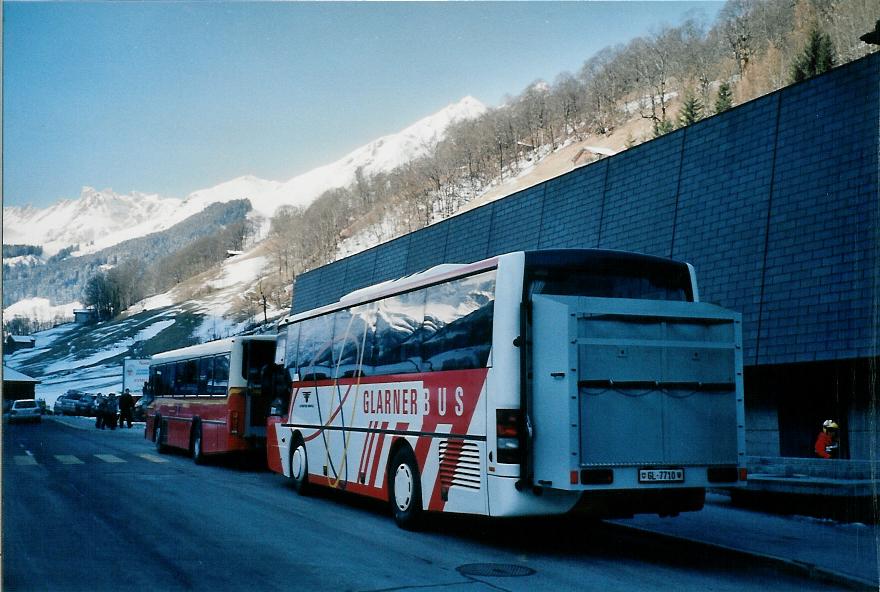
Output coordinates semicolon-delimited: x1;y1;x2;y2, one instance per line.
145;335;277;463
267;250;745;528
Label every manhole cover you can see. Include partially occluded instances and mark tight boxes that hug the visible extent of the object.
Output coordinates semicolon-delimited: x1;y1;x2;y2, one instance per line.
456;563;536;578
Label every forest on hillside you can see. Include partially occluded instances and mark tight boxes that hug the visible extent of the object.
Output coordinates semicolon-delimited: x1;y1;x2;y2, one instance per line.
263;0;876;308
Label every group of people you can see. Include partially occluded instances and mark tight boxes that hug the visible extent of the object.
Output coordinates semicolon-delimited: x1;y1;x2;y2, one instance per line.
94;389;135;430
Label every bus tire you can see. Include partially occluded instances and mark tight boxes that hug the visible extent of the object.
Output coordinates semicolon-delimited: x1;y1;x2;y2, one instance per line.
289;436;310;495
389;447;423;530
191;423;204;465
154;417;166;453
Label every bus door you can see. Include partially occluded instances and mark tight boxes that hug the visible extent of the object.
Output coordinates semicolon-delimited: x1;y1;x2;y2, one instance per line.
243;340;278;439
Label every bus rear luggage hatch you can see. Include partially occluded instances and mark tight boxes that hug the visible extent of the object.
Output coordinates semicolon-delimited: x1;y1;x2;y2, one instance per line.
529;295;744;491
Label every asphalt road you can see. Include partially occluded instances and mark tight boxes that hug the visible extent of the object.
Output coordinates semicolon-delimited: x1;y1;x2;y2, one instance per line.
3;418;845;591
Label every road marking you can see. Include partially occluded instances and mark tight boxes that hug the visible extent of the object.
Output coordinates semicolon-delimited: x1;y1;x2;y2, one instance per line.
137;453;169;464
54;455;84;465
94;454;125;464
14;455;38;466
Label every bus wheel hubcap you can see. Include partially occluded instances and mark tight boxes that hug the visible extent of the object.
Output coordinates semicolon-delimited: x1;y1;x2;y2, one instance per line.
292;447;305;479
394;464;413;511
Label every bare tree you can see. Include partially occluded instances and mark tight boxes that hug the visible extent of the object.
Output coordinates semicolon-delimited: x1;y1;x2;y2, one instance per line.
581;46;632;134
551;72;587;139
629;29;680;129
719;0;759;77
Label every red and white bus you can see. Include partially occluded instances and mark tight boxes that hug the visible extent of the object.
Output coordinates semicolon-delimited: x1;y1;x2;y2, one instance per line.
267;249;745;528
145;335;277;463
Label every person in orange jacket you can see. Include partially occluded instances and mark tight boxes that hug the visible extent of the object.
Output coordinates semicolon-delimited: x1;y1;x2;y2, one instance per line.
814;420;839;459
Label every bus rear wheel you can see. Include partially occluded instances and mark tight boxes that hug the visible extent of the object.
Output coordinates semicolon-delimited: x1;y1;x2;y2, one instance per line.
154;418;166;453
191;424;204;465
389;448;423;530
290;437;310;494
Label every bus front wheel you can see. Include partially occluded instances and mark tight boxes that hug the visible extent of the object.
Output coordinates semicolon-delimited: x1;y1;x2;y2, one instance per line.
290;437;310;494
389;448;423;530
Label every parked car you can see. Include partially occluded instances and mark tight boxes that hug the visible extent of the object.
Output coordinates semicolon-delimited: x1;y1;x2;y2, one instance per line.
132;395;150;422
57;391;85;415
76;394;97;416
4;399;42;423
53;395;68;415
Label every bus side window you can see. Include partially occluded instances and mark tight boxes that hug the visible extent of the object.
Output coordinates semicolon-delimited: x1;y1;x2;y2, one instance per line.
298;315;335;381
175;360;198;397
374;288;427;376
422;271;496;371
212;354;230;396
332;305;375;378
161;363;175;398
150;367;160;397
198;357;212;396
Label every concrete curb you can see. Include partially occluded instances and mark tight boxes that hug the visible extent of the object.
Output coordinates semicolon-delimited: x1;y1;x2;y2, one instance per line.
613;522;875;590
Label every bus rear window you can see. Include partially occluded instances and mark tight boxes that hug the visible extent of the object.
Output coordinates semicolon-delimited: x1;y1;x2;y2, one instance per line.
526;254;692;302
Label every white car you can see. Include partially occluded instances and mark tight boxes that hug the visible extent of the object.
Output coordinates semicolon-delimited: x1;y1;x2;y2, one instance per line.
5;399;42;423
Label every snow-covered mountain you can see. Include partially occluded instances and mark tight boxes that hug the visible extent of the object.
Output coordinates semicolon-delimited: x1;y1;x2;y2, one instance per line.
3;188;182;258
3;97;487;258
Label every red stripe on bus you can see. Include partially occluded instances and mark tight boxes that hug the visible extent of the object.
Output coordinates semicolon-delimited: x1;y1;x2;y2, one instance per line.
368;422;390;488
357;421;376;478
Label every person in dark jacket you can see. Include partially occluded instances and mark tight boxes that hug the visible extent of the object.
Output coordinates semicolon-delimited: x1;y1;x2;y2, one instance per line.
95;394;106;429
105;393;119;431
118;389;135;428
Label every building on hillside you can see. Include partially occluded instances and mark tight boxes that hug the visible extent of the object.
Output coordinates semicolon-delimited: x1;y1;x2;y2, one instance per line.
4;335;36;355
73;309;98;324
2;366;40;402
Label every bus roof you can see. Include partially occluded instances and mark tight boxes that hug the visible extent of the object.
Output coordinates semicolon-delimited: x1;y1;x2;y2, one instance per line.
150;335;276;365
280;249;697;328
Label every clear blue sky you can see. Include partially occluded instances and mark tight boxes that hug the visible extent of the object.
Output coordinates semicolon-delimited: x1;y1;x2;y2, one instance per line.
3;1;722;209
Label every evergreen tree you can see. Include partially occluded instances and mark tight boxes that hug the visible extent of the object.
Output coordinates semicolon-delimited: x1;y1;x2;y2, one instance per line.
790;28;835;83
652;118;675;138
678;93;704;128
715;82;733;114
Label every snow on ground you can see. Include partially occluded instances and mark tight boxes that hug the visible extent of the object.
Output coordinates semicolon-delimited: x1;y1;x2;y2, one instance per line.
134;319;175;342
4;254;45;267
127;292;175;315
3;297;81;324
43;346;129;374
38;364;126;405
583;145;617;156
209;254;268;290
41;317;177;374
3;324;79;366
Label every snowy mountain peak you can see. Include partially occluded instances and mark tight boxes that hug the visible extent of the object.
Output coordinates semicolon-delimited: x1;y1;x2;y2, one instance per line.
3;96;487;255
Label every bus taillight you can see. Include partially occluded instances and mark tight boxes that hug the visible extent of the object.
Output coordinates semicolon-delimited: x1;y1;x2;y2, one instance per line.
231;411;240;435
496;409;521;464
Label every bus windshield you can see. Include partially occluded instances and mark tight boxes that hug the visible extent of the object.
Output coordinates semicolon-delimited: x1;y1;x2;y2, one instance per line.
525;251;693;302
